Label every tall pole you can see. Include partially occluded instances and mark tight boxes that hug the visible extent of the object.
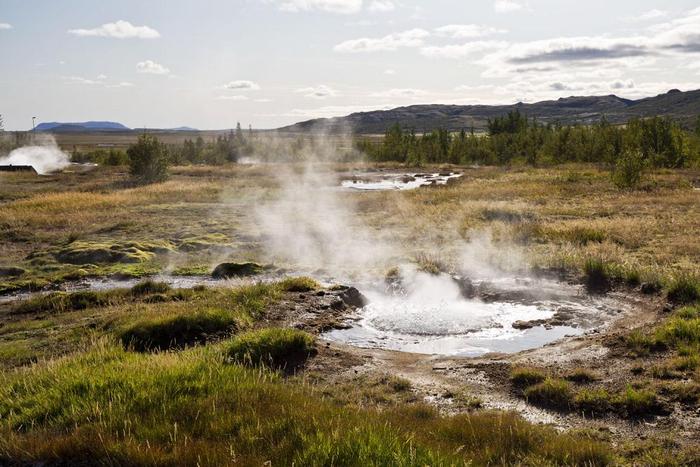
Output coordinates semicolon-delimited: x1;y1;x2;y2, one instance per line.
32;116;36;131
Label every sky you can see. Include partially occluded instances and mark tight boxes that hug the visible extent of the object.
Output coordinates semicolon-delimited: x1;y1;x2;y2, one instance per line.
1;0;700;130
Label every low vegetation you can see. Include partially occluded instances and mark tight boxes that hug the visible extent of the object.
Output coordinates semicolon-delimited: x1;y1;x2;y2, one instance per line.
226;328;316;369
0;341;612;466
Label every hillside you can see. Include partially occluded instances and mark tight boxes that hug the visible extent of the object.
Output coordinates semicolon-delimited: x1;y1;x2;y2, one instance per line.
280;89;700;134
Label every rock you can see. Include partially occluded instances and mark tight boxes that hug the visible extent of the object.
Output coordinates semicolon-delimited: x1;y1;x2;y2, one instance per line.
400;175;416;183
212;262;264;279
452;276;475;299
338;287;368;308
0;266;26;277
512;320;536;330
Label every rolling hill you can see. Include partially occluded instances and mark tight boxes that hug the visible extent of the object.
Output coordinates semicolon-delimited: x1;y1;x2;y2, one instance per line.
280;89;700;134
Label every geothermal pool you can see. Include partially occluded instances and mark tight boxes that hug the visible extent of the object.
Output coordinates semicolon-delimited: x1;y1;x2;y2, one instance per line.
340;172;462;191
323;272;625;357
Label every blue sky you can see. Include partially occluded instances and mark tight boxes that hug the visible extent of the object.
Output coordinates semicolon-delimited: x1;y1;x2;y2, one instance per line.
1;0;700;130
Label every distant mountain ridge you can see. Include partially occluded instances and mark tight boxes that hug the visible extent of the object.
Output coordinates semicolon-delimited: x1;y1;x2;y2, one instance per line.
34;121;130;132
34;122;200;133
280;89;700;134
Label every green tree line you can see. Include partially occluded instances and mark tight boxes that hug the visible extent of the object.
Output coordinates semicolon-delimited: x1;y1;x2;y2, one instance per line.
357;111;700;168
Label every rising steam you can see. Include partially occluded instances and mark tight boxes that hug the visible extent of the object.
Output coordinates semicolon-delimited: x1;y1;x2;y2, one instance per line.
0;134;71;174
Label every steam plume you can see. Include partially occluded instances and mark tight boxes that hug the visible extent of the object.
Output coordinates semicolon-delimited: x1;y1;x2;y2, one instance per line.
0;134;71;174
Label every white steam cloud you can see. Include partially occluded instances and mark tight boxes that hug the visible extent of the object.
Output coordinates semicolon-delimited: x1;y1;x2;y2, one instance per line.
0;135;71;174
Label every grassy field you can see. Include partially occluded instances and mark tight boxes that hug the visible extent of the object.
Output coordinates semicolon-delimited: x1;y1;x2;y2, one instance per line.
1;162;699;465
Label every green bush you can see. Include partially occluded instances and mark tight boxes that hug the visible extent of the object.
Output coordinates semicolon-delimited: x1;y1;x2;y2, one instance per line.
119;309;237;351
128;134;169;184
226;328;316;369
612;150;647;189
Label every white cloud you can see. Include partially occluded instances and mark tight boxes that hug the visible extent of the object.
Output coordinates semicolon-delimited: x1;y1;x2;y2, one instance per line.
68;20;160;39
384;69;396;75
65;76;105;86
368;0;395;12
494;0;523;13
255;98;274;103
334;28;430;53
64;75;134;88
296;84;339;99
136;60;170;75
223;80;261;90
421;40;508;59
217;95;249;101
268;0;362;14
107;82;135;88
628;9;668;22
370;88;427;98
0;23;12;30
434;24;507;39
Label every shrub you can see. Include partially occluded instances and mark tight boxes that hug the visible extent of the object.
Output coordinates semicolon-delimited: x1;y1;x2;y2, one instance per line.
127;134;169;184
119;309;237;351
612;150;646;189
130;280;171;296
524;378;573;410
667;275;700;304
510;367;546;387
226;328;316;370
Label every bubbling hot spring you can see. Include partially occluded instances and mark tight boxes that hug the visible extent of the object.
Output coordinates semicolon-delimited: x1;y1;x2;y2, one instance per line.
323;267;625;357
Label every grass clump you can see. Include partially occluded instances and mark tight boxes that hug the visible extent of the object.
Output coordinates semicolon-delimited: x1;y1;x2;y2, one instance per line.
278;276;319;292
510;367;546;387
524;378;573;410
574;388;613;416
667;275;700;305
226;328;316;370
615;386;659;418
118;309;238;351
211;262;264;279
584;258;611;293
566;368;598;383
130;279;172;296
14;290;123;315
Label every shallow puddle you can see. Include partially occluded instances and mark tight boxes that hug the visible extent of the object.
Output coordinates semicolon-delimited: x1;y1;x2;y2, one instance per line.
340;172;462;191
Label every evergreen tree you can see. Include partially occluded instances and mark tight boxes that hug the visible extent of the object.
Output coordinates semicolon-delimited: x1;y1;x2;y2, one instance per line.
128;134;169;184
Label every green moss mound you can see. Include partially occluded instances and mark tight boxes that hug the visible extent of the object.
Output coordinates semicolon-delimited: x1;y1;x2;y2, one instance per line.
212;262;265;279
